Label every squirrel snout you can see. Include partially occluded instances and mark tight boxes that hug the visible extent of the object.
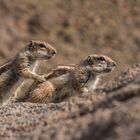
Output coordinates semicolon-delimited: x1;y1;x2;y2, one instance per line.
112;61;117;67
51;50;57;56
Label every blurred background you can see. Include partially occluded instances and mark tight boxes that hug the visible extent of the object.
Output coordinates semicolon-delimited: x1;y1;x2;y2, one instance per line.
0;0;139;79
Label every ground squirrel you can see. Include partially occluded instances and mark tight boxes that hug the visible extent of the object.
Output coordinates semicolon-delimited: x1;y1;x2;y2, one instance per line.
16;54;116;104
0;40;57;106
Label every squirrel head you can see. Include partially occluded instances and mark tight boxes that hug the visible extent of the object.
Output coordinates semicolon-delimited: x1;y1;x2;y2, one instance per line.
84;54;117;75
26;40;57;60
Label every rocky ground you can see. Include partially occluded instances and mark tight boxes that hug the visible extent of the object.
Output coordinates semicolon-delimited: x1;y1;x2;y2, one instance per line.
0;64;139;140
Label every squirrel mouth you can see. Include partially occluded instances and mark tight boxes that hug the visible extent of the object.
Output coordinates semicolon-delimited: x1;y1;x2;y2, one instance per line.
45;55;52;59
45;54;56;59
104;68;113;73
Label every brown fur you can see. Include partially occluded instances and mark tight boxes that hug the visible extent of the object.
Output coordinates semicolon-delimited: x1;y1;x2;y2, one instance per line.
0;40;56;106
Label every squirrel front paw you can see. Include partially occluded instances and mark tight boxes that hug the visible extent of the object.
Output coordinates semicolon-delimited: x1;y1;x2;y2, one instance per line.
37;76;46;82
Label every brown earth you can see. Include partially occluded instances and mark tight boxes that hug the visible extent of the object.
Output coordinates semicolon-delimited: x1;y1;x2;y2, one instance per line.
0;0;140;140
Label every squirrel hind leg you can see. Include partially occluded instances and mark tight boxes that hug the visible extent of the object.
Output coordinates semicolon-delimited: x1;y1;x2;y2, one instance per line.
25;81;55;103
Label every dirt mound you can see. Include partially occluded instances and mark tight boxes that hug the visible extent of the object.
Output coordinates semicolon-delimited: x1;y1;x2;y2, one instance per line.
0;64;139;140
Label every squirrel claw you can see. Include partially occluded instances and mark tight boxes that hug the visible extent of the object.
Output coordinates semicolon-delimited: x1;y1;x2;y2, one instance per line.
38;76;46;82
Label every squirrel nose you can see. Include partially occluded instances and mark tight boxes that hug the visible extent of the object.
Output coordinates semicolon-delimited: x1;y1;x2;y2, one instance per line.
51;50;57;55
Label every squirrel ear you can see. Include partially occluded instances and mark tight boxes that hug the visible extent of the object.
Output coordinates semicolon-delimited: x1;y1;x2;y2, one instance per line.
86;56;93;65
29;40;35;46
26;40;34;51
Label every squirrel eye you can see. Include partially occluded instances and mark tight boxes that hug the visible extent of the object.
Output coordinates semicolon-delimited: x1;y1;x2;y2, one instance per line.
39;44;46;49
98;57;105;61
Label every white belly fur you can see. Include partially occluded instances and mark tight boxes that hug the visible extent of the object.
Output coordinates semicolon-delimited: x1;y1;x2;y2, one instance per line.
86;77;99;91
14;61;38;99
